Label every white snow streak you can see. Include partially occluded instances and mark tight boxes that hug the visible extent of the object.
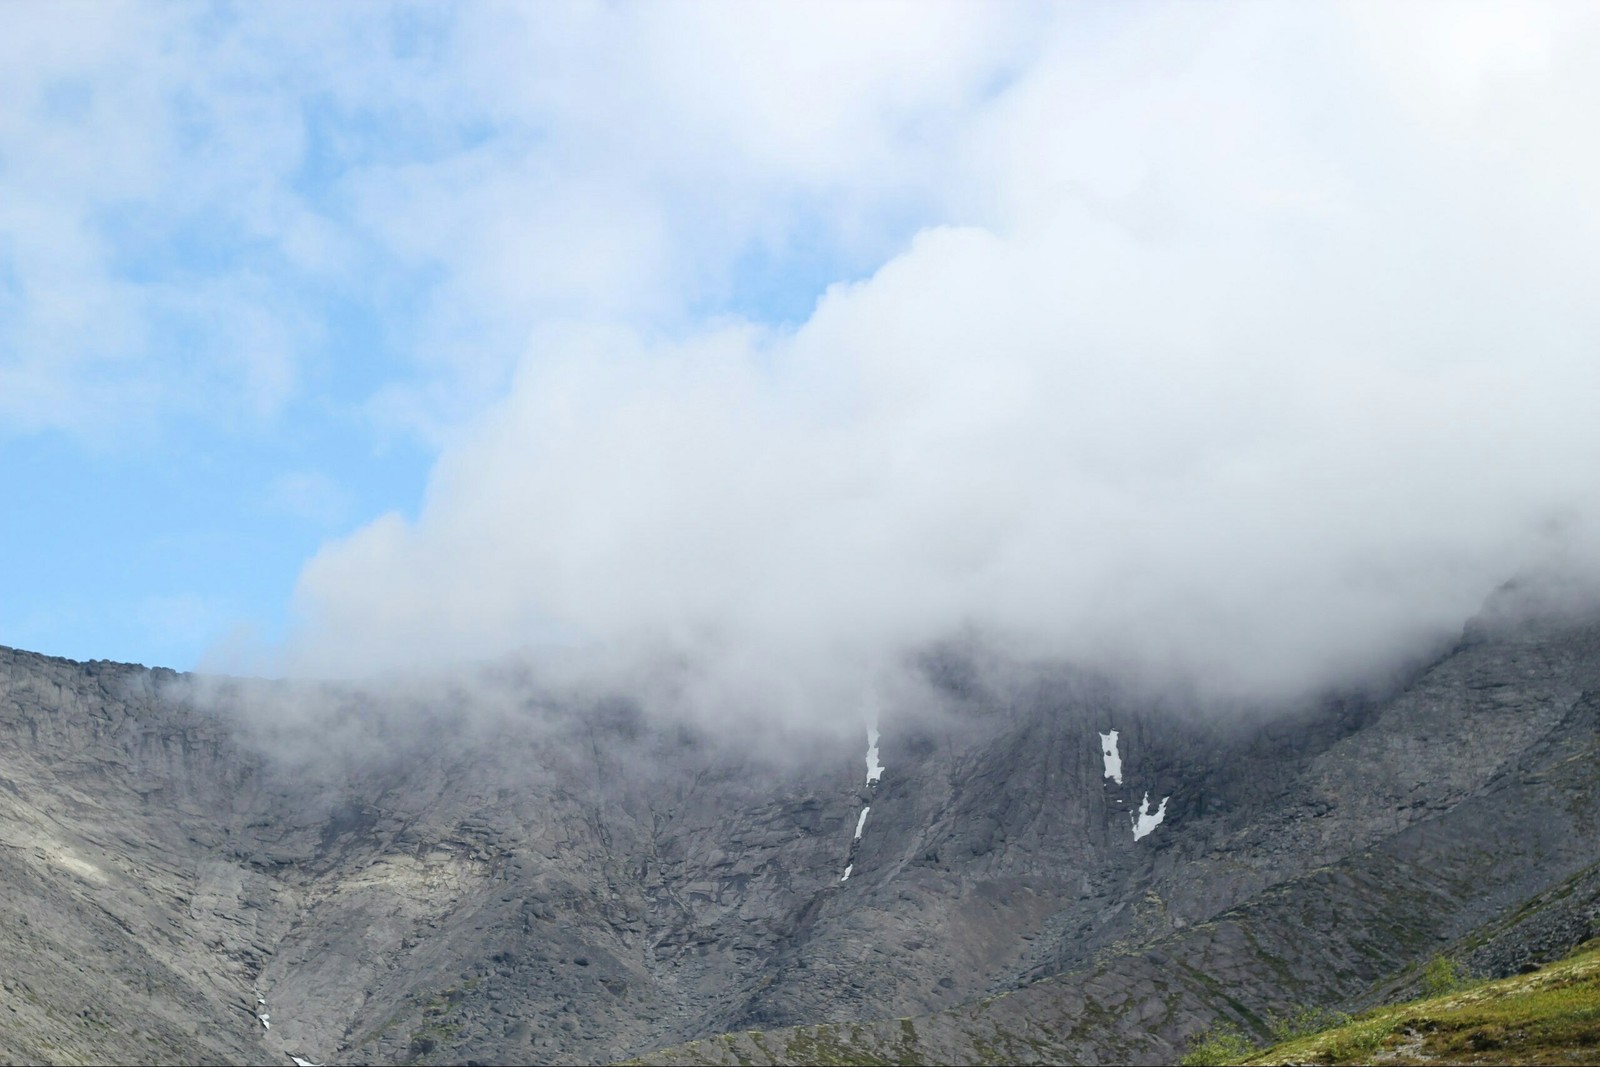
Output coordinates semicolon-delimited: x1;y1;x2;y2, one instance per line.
843;720;884;882
1131;792;1169;840
1099;729;1168;839
1099;730;1123;785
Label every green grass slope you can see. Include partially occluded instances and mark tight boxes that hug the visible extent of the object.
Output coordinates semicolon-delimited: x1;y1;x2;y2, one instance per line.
1215;938;1600;1065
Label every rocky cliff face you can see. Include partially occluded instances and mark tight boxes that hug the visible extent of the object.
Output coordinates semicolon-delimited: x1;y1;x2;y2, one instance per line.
1;586;1596;1066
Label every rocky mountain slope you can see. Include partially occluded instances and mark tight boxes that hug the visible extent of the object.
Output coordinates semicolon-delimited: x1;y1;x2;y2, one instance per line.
1;583;1596;1065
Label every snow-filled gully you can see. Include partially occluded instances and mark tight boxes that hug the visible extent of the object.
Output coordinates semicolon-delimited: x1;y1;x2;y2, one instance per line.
841;724;884;882
1130;791;1168;840
836;716;1166;887
1099;730;1123;785
1099;728;1169;841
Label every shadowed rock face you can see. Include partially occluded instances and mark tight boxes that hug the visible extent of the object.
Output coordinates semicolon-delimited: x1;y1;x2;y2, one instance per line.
1;588;1597;1066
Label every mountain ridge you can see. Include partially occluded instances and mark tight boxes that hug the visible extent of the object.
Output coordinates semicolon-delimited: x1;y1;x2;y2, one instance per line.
1;588;1596;1065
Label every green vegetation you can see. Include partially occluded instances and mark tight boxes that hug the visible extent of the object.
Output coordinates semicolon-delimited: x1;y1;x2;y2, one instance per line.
1267;1004;1352;1042
1181;938;1600;1065
1182;1004;1354;1064
1422;953;1465;996
1180;1021;1257;1066
628;942;1599;1067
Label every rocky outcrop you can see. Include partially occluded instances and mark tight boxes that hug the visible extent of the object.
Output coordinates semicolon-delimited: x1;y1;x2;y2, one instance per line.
1;586;1596;1065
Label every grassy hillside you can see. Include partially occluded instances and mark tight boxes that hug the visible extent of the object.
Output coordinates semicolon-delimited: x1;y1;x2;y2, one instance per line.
1182;938;1600;1065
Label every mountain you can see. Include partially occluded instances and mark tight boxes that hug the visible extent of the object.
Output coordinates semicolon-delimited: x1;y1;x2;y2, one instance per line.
1;583;1596;1066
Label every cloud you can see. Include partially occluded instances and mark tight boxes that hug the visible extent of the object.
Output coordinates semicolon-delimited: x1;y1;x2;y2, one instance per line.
336;0;1041;439
0;2;1028;447
282;3;1600;724
0;4;328;441
0;3;1479;722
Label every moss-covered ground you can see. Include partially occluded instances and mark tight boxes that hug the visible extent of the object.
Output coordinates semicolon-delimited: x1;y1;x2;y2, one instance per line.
1231;938;1600;1065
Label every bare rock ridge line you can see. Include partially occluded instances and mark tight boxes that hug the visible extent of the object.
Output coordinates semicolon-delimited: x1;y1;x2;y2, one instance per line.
0;583;1597;1065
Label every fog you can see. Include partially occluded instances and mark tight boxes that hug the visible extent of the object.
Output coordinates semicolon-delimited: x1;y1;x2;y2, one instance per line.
277;3;1600;728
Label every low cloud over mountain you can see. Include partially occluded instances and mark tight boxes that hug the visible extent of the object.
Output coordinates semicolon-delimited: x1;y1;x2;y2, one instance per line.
288;4;1600;722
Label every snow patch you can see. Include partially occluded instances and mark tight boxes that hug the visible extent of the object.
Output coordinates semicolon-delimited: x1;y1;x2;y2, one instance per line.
1131;792;1169;840
1099;730;1123;785
290;1058;324;1067
844;719;884;881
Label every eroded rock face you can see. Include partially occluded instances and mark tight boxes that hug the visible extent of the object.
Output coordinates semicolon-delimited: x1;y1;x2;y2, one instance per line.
1;590;1597;1066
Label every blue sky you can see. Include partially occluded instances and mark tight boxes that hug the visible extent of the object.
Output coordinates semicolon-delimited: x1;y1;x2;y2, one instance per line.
0;1;968;669
2;7;440;666
6;2;1600;715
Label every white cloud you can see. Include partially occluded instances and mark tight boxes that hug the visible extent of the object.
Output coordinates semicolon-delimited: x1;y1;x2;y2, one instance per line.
337;1;1039;437
0;4;328;440
283;3;1600;725
14;3;1598;721
0;2;1029;445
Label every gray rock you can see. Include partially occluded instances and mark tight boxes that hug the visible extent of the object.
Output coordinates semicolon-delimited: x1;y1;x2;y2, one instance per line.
0;586;1596;1065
